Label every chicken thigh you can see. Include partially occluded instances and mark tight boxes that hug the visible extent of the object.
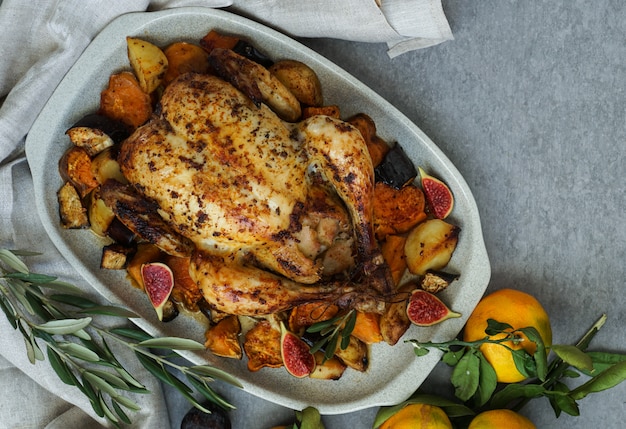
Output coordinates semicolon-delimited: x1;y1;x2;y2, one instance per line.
119;72;393;315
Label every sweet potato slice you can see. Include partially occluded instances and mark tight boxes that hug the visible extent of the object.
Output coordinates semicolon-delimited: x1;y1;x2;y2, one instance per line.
346;113;390;168
199;29;240;53
205;315;242;359
373;182;427;240
99;71;152;129
288;302;339;335
164;255;203;311
59;146;99;198
243;319;283;372
302;105;341;119
351;311;383;344
162;42;210;87
381;234;408;286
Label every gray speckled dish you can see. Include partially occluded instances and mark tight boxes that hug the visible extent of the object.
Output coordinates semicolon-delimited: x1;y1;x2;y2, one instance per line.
25;7;490;415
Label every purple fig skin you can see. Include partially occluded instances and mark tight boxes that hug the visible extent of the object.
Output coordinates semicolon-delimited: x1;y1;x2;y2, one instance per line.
406;289;461;327
141;262;174;321
419;167;454;219
280;322;316;378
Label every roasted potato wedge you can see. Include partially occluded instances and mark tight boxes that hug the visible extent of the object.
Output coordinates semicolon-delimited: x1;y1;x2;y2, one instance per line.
380;283;415;345
66;126;114;157
309;351;347;380
87;187;115;237
269;59;323;107
91;147;126;185
126;37;168;94
334;335;368;372
405;219;460;276
57;182;89;229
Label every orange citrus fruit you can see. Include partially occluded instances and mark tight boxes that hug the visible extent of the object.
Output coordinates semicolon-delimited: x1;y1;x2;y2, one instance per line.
463;288;552;383
379;403;453;429
468;409;536;428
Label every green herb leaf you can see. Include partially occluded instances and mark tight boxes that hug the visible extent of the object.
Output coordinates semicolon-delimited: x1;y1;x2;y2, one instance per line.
35;317;93;335
570;361;626;400
490;383;546;409
548;381;579;417
110;327;154;342
79;305;139;318
485;318;513;335
474;352;497;407
138;337;205;350
0;249;29;273
451;351;480;401
189;365;243;387
47;346;76;385
583;351;626;376
442;347;465;366
510;348;535;379
551;344;594;373
57;341;101;362
5;272;57;284
112;399;133;424
0;294;18;328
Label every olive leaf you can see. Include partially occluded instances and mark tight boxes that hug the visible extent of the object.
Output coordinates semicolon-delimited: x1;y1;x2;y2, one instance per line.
35;317;93;335
0;249;29;273
138;337;206;350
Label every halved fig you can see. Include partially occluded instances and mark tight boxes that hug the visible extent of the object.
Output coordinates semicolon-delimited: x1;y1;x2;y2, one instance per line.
419;167;454;219
406;289;461;326
280;322;315;378
141;262;174;321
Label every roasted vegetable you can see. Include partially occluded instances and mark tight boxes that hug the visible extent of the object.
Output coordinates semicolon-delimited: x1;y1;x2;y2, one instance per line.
373;182;427;240
232;39;273;68
243;319;283;372
379;283;414;346
126;243;163;290
269;59;323;107
205;315;242;359
87;187;115;237
333;335;368;372
380;234;408;286
347;113;390;168
57;182;90;229
351;311;383;344
90;147;126;185
374;143;417;189
67;113;129;144
199;29;240;53
164;255;203;311
100;243;135;270
404;219;460;276
99;71;152;128
302;105;341;119
126;36;168;94
58;146;98;198
66;125;114;157
309;351;347;380
288;302;339;336
162;42;209;87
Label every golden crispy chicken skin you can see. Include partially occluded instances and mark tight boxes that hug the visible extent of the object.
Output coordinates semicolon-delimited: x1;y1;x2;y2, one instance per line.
119;72;393;315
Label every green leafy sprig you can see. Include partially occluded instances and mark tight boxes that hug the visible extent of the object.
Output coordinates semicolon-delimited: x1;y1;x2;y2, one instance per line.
406;314;626;419
0;249;241;427
306;309;357;362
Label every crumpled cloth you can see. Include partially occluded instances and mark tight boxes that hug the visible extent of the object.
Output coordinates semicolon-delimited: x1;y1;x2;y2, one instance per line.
0;1;451;427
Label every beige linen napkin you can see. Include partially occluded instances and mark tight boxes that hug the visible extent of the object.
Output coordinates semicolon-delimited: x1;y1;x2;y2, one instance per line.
0;1;451;427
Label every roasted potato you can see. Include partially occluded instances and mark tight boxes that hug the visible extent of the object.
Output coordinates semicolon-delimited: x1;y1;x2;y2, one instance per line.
269;59;323;107
57;182;89;229
309;351;347;380
380;283;415;345
405;219;460;276
126;37;168;94
90;147;126;185
87;187;115;237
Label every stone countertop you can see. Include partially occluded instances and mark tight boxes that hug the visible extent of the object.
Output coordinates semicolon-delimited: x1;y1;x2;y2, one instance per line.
167;2;626;427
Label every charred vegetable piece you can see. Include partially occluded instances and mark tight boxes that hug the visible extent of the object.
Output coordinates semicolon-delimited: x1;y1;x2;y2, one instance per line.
309;351;347;380
232;39;273;68
374;143;418;189
58;146;99;198
162;41;210;87
373;182;427;240
405;219;460;276
269;59;323;107
126;36;168;94
100;243;135;270
66;126;114;157
243;319;283;372
379;283;414;346
99;71;152;129
180;402;231;429
199;29;240;53
160;298;179;322
105;217;136;246
68;113;130;144
57;182;90;229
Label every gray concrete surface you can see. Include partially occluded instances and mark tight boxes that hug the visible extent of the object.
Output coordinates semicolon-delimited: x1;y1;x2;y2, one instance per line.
167;1;626;427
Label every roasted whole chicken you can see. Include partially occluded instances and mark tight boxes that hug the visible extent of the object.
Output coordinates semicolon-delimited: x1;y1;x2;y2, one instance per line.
116;70;394;316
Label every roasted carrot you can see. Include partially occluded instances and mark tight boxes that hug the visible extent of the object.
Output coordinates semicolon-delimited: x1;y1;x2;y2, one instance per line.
162;42;210;86
99;71;152;129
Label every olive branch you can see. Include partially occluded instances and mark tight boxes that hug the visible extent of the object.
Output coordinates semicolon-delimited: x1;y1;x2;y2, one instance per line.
0;248;240;427
406;315;626;418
